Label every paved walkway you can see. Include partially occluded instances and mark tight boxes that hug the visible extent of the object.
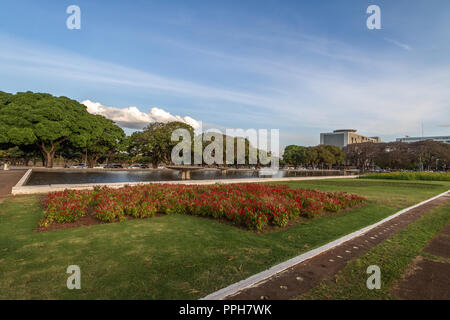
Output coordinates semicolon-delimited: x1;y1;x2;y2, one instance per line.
223;192;450;300
0;170;27;202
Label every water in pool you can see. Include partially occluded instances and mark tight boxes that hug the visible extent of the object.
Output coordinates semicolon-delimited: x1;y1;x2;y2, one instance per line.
25;169;345;186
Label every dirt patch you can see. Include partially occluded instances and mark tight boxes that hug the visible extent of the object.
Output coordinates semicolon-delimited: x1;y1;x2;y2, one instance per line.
441;225;450;236
391;223;450;299
34;214;105;232
423;236;450;259
34;212;167;232
227;194;450;300
391;257;450;300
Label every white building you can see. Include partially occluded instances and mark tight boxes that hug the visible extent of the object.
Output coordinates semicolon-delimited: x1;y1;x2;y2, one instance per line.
396;136;450;144
320;129;381;148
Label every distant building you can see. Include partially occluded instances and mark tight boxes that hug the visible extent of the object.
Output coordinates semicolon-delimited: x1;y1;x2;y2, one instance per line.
320;129;381;148
396;136;450;144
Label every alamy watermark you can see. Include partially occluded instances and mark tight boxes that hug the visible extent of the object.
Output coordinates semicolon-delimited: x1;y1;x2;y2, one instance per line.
171;123;280;171
366;265;381;290
366;5;381;30
67;265;81;289
64;5;380;31
66;5;81;30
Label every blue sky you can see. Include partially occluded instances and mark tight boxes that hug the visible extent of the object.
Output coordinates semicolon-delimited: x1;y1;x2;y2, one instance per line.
0;0;449;147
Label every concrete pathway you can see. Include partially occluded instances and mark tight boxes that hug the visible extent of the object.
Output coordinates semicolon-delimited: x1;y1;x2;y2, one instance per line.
0;170;27;202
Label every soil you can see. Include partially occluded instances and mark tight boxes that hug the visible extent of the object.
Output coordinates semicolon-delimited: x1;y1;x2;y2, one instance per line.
34;214;105;232
391;222;450;300
391;257;450;300
34;211;167;232
441;224;450;236
423;236;450;259
227;193;450;300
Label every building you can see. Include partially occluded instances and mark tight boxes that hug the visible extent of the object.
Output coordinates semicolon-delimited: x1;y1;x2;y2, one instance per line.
396;136;450;144
320;129;381;148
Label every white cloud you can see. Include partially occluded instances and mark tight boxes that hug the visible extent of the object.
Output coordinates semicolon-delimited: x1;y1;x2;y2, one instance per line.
81;100;201;130
383;38;412;51
1;33;449;144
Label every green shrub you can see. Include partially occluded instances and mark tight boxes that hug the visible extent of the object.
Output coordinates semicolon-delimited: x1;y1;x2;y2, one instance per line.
362;172;450;181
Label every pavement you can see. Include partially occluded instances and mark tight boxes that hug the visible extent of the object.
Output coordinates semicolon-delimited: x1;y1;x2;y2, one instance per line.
0;170;27;202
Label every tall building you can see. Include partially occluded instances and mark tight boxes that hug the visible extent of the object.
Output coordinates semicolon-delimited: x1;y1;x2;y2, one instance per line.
396;136;450;144
320;129;381;148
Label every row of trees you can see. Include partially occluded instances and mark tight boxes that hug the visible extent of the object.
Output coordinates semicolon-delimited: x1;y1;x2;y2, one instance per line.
128;122;275;168
0;91;274;168
282;141;450;171
2;91;448;171
344;141;450;171
282;144;345;169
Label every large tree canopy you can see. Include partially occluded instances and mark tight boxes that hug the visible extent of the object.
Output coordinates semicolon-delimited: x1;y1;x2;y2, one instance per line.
0;91;124;168
129;121;194;168
283;145;308;166
282;144;345;169
82;115;126;167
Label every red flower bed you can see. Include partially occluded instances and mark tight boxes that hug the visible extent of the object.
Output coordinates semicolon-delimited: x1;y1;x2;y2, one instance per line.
39;183;366;230
38;189;90;227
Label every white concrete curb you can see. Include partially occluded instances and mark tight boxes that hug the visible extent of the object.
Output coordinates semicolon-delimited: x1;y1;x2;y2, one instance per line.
200;189;450;300
11;175;358;195
13;168;32;188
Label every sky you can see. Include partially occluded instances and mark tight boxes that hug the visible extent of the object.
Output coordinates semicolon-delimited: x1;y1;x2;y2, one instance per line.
0;0;449;148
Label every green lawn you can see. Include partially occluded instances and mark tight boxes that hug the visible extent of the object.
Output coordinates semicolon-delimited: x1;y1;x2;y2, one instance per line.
299;199;450;300
0;179;449;299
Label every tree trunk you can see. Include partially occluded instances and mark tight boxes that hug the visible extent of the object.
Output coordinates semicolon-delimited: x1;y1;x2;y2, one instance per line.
42;150;55;168
87;155;99;168
83;149;88;164
40;141;57;168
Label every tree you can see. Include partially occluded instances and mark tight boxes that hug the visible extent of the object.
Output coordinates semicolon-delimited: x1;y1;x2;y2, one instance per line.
411;140;450;171
344;141;450;171
282;144;346;169
324;145;345;168
344;142;381;171
316;145;335;169
82;115;125;168
56;143;83;167
196;133;259;167
305;147;319;168
283;145;308;166
0;91;95;168
130;121;194;168
0;91;12;109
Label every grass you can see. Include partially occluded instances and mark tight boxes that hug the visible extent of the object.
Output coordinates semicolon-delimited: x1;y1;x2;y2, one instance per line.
0;179;449;299
298;199;450;300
